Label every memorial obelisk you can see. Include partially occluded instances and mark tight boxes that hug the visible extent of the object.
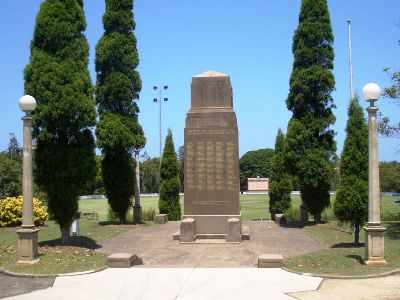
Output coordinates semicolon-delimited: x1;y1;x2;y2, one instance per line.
178;70;243;243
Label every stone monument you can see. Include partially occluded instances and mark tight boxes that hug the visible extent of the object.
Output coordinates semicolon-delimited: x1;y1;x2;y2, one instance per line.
177;70;245;243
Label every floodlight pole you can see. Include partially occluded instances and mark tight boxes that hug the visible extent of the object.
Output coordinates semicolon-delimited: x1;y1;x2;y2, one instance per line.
347;19;355;99
153;86;168;162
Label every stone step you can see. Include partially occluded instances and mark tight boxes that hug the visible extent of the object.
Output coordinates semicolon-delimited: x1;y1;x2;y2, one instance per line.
107;253;142;268
241;225;250;240
258;254;284;268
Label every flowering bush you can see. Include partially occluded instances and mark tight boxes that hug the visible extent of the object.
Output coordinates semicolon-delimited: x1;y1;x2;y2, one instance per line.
0;196;48;227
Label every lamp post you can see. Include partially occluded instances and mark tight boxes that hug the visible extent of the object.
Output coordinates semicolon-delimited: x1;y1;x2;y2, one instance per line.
153;85;168;161
17;95;39;263
362;83;387;266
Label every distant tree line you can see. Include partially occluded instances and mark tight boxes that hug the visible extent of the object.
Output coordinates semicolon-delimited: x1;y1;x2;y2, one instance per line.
380;161;400;193
239;148;274;192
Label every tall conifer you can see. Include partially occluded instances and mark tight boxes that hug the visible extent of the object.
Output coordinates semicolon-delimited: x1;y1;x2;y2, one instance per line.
95;0;145;223
269;129;292;219
24;0;96;244
334;97;368;244
159;130;181;221
284;0;336;222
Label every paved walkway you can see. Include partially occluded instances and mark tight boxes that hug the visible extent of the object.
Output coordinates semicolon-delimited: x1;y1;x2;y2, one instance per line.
97;221;324;266
0;273;54;299
4;268;322;300
290;275;400;300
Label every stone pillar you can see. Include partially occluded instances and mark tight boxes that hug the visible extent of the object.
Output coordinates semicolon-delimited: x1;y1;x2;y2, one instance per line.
180;218;196;242
133;150;142;224
17;115;39;263
226;218;241;242
364;105;387;266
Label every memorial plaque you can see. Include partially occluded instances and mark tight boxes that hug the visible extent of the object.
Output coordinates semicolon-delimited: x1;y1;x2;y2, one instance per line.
182;70;241;237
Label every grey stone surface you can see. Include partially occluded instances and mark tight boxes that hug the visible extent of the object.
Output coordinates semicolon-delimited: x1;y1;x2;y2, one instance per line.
258;254;284;268
154;214;168;224
97;221;324;267
0;272;55;299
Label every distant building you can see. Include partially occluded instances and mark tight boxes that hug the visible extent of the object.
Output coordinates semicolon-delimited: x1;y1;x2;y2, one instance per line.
247;177;269;192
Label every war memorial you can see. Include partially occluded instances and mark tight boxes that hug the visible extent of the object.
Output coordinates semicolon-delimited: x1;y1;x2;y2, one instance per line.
173;70;248;243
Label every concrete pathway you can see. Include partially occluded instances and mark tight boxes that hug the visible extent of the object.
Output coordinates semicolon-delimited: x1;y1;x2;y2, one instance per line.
97;221;324;266
290;275;400;300
0;273;54;299
4;268;323;300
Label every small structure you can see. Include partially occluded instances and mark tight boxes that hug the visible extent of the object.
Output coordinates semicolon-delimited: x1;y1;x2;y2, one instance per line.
274;214;286;225
247;177;269;192
258;254;284;268
107;253;142;268
154;214;168;224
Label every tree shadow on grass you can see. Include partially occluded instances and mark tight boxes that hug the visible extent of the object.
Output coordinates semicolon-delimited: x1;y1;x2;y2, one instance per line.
331;242;365;249
97;220;137;226
39;236;100;250
385;223;400;240
346;254;364;264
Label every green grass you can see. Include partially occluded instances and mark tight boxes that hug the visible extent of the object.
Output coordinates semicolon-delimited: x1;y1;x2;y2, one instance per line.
0;220;134;275
78;194;399;222
285;221;400;276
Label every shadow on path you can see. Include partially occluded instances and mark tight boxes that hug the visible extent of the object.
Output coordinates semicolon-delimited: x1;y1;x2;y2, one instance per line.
0;272;55;299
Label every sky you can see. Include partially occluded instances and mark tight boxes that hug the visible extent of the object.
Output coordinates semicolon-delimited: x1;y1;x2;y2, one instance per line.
0;0;399;162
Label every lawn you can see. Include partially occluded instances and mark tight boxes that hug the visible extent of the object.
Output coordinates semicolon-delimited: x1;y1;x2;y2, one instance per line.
0;221;134;275
285;221;400;276
79;194;399;222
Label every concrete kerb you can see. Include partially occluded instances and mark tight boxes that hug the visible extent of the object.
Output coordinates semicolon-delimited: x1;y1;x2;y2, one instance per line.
3;264;399;279
0;266;108;278
282;266;400;279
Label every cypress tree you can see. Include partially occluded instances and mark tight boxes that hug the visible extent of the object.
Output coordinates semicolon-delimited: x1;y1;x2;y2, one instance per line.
334;97;368;244
24;0;96;244
95;0;145;223
269;129;292;219
159;129;181;221
284;0;336;223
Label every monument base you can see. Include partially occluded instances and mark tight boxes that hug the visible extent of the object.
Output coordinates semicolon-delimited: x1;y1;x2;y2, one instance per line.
175;214;249;243
364;225;388;267
17;228;39;263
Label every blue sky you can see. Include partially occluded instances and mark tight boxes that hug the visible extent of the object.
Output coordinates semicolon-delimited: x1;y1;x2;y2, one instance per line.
0;0;399;161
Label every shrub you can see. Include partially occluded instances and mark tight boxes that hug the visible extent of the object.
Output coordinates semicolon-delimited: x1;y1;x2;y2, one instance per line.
107;205;133;223
284;206;301;222
381;211;400;221
159;130;181;221
0;196;48;227
142;207;156;221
